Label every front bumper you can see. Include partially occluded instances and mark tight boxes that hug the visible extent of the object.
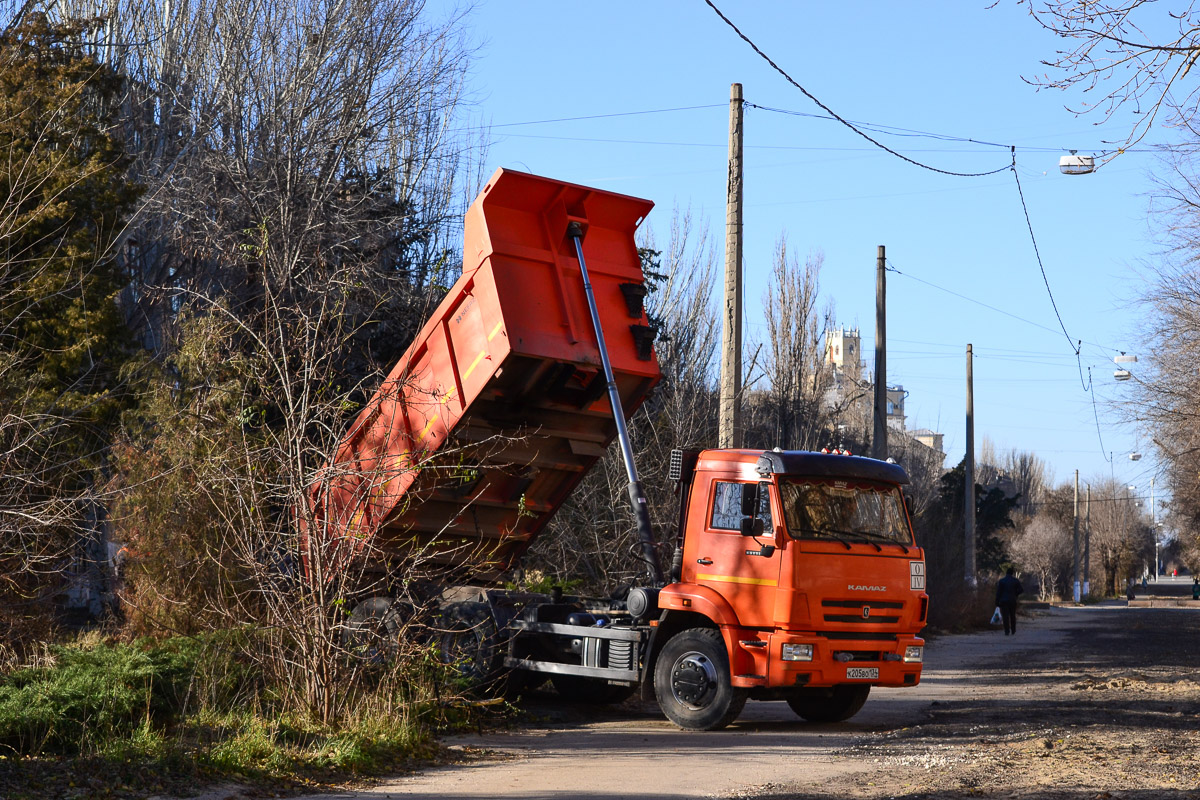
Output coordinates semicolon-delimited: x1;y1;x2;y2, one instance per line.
730;629;925;689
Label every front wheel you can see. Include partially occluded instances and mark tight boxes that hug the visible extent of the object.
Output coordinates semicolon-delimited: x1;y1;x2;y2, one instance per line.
653;628;746;730
786;684;870;723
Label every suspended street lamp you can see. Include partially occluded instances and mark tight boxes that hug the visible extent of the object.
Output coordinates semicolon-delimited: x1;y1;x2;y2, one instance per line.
1113;353;1136;381
1059;151;1096;175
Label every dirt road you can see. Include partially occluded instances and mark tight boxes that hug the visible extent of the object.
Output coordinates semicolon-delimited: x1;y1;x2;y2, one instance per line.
296;602;1200;800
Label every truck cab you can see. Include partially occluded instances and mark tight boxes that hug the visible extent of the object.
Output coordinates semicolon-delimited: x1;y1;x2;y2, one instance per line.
651;448;927;729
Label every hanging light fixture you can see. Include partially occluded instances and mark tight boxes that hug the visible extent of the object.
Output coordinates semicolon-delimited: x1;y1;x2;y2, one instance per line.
1059;151;1096;175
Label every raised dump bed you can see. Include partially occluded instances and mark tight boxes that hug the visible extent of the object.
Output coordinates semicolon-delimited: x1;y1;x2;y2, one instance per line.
308;169;660;581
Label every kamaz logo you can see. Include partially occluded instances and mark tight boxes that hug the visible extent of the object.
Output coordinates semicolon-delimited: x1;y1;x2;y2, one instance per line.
848;585;886;592
862;606;871;619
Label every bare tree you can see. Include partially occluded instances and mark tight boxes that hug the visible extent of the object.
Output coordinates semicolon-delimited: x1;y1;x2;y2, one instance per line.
1118;151;1200;560
748;239;834;451
1010;514;1072;601
644;206;722;452
1003;447;1051;517
1082;478;1151;594
526;206;720;590
1023;1;1200;149
887;433;946;520
44;0;480;367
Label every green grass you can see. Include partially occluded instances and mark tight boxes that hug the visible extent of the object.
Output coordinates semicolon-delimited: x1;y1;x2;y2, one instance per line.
0;633;468;798
0;637;197;755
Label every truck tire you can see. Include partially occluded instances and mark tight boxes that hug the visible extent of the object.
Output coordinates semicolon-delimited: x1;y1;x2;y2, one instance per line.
550;674;636;705
653;628;747;730
343;597;404;663
786;684;870;723
435;601;505;693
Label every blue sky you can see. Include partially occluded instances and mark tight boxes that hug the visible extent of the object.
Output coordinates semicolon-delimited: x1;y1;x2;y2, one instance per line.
456;1;1168;498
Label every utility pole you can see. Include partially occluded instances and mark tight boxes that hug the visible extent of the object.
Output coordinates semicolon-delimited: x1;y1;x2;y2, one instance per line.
872;245;888;461
1073;469;1081;603
1151;476;1157;581
719;82;744;449
964;343;975;586
1084;484;1091;597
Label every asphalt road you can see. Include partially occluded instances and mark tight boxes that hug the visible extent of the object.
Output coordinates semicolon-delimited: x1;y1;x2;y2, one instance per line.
290;603;1121;800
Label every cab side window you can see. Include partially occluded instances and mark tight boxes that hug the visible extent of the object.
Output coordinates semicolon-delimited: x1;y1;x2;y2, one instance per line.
710;481;772;531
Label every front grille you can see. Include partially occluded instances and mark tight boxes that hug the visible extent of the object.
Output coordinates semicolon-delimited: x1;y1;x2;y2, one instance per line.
834;650;881;662
819;631;899;641
822;599;904;625
826;614;899;623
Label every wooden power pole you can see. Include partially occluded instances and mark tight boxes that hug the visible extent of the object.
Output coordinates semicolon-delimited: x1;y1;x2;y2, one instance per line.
1072;470;1081;602
872;245;888;461
1084;484;1091;597
719;82;744;449
965;343;975;586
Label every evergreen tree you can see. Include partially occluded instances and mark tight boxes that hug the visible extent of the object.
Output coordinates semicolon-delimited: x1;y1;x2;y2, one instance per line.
0;13;141;634
918;458;1018;584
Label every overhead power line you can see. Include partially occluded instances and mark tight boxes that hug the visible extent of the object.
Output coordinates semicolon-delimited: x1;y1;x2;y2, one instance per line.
490;104;725;128
703;0;1138;466
702;0;1012;177
1009;159;1078;358
746;102;1008;149
746;102;1160;155
886;257;1122;462
886;258;1093;347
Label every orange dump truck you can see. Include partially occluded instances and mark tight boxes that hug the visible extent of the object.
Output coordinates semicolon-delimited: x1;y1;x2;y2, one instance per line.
315;168;927;730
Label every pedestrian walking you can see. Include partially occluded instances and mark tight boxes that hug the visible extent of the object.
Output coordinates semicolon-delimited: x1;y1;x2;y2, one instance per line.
995;567;1023;636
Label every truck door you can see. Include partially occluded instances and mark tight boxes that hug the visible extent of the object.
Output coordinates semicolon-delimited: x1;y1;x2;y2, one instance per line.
686;480;782;629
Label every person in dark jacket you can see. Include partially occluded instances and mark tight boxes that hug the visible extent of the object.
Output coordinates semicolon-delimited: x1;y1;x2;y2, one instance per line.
995;567;1023;636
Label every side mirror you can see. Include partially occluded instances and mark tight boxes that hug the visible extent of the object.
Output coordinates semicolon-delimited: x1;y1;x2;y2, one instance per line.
740;483;760;517
740;517;764;537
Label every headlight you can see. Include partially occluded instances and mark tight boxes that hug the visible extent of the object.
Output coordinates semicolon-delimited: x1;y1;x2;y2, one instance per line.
903;645;923;663
781;643;813;662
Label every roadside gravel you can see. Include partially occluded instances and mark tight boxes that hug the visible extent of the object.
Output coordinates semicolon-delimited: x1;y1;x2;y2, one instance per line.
778;603;1200;800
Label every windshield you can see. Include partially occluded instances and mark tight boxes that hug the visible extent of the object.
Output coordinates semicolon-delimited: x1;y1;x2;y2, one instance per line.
779;478;912;546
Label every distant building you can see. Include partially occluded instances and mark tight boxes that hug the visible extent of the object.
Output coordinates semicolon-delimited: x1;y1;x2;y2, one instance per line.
886;385;906;431
910;428;945;455
824;325;864;377
821;324;944;467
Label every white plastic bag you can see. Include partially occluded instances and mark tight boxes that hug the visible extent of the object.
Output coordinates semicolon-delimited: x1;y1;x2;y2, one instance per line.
990;606;1003;625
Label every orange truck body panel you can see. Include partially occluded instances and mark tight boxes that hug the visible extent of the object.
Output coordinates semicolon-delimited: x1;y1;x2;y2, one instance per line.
307;169;659;580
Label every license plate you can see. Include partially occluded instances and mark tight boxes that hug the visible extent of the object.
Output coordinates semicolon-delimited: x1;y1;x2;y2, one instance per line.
846;667;878;680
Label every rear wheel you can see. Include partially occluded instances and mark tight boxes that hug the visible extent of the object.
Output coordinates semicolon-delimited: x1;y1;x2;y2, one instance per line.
653;628;746;730
434;601;505;694
786;684;870;722
343;597;402;664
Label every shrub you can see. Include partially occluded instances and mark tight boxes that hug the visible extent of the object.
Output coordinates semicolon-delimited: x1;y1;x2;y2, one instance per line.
0;638;197;755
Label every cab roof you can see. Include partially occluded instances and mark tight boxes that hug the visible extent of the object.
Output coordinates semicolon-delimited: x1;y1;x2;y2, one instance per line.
697;449;910;485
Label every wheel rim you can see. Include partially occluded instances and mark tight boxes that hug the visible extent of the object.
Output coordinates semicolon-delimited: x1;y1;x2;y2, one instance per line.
670;649;718;710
